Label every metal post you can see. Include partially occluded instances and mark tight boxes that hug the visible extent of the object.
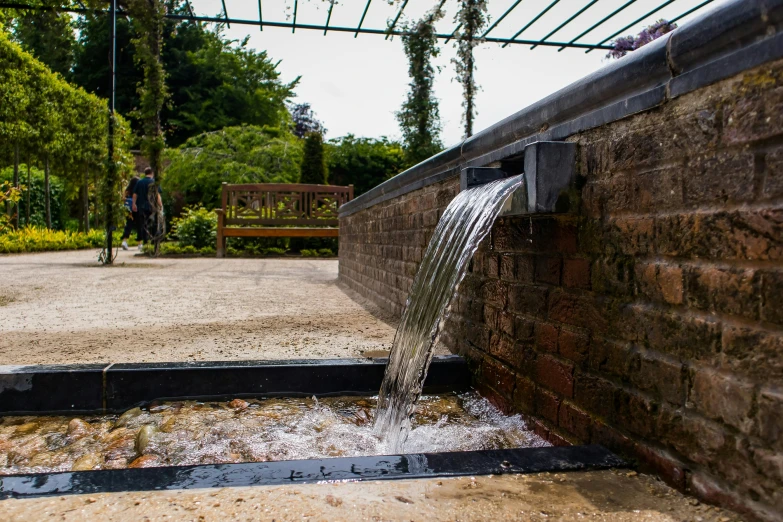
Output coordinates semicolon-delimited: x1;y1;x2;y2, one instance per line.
106;0;116;263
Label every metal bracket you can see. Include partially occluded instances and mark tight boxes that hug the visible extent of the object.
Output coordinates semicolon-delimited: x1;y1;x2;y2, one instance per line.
460;141;577;216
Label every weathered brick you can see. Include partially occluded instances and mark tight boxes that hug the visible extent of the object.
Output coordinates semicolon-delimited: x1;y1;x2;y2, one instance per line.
535;354;574;398
480;357;515;399
764;145;783;198
635;262;684;305
628;167;684;212
508;284;549;318
514;255;535;282
757;387;783;451
558;401;592;443
634;443;687;491
657;406;727;467
622;306;722;361
499;255;516;281
632;350;685;406
558;328;590;365
615;387;658;438
591;256;635;297
479;279;508;309
562;258;591;289
548;290;609;333
655;210;783;261
514;375;536;414
761;270;783;325
497;311;515;337
488;332;516;366
684;150;756;207
722;76;783;145
535;256;562;285
534;322;559;353
685;265;761;320
535;387;561;424
721;324;783;381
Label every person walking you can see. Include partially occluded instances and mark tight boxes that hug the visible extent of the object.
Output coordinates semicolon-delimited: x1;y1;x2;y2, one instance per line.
132;167;162;250
120;173;141;250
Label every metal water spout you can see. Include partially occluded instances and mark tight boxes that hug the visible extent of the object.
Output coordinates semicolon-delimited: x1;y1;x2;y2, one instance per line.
459;141;577;216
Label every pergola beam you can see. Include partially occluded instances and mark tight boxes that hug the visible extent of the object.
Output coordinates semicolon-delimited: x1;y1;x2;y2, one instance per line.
531;0;600;50
220;0;229;28
481;0;525;38
669;0;714;24
354;0;372;38
324;0;334;35
385;0;407;40
502;0;561;49
585;0;677;53
557;0;638;52
258;0;263;31
292;0;297;33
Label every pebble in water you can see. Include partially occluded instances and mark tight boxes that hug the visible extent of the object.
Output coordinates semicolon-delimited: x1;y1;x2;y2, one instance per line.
0;392;547;474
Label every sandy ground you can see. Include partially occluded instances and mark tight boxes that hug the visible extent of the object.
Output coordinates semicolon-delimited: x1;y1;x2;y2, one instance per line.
0;250;400;365
0;470;741;521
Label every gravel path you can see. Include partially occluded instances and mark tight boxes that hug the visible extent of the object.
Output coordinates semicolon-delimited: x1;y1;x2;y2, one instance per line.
0;250;398;365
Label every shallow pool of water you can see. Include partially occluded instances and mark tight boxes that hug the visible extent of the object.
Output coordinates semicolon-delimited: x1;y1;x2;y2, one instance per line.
0;392;547;474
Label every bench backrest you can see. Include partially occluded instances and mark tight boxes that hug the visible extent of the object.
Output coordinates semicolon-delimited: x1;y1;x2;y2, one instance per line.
220;183;354;227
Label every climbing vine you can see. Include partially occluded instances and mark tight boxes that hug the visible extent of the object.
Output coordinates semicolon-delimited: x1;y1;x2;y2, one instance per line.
125;0;167;177
452;0;487;139
396;4;444;166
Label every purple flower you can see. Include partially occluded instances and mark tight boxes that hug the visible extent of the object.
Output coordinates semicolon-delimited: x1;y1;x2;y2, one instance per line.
608;19;677;59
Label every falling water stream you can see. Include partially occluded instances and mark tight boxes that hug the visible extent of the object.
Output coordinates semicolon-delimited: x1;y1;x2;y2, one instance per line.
374;175;526;452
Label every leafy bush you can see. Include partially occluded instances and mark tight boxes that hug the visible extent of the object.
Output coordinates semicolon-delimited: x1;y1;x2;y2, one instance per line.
326;135;409;196
0;165;67;230
163;125;303;209
0;226;104;253
170;206;217;248
301;248;335;258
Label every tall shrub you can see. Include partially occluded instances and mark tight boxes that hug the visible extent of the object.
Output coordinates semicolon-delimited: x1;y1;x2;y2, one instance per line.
299;132;327;185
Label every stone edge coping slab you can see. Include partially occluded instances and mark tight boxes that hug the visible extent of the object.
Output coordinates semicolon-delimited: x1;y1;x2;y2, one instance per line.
0;445;627;499
0;355;469;415
339;0;783;218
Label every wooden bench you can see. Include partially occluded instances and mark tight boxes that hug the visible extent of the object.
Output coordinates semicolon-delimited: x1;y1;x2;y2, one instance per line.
215;183;353;257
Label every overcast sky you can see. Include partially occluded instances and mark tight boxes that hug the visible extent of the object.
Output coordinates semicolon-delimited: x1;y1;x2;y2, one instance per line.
188;0;729;147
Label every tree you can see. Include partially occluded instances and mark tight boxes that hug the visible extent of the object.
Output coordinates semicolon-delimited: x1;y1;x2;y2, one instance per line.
11;2;76;79
608;20;677;59
327;136;408;196
453;0;488;138
299;132;327;185
163;125;303;209
396;6;444;166
290;103;324;138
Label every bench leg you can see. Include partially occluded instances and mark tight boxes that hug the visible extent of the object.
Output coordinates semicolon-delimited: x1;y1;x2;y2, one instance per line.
216;230;225;258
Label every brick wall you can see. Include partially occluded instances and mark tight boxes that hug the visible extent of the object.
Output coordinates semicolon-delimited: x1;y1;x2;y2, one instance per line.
339;59;783;520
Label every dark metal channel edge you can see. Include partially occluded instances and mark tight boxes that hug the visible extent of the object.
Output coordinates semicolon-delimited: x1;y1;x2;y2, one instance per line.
0;356;470;415
0;445;627;499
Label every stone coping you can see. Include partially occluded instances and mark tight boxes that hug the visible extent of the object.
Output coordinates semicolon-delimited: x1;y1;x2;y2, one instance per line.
340;0;783;217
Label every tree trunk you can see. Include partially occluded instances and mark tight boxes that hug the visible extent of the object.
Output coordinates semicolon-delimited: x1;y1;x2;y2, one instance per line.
83;166;90;232
44;154;51;229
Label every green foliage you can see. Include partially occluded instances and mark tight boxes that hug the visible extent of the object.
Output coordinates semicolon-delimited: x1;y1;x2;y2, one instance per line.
163;23;298;147
71;9;297;148
0;165;67;229
0;226;104;253
125;0;167;178
326;135;408;196
397;6;444;166
10;1;76;79
299;132;327;185
163;125;303;209
301;248;335;257
0;181;22;233
171;206;217;249
141;242;216;256
453;0;488;138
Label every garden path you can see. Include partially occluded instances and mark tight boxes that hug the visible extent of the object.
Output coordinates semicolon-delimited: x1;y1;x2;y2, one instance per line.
0;250;401;365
